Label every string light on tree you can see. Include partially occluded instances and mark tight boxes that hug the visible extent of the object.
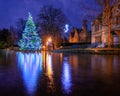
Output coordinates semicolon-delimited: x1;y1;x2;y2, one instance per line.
18;13;42;50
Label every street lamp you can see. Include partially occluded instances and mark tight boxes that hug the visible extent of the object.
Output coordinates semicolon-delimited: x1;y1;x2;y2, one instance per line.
48;37;52;42
46;37;52;50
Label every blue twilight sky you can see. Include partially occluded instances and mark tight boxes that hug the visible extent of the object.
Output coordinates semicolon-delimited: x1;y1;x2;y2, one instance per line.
0;0;100;30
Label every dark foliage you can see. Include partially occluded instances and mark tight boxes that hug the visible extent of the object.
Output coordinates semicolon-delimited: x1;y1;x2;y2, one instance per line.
0;29;13;48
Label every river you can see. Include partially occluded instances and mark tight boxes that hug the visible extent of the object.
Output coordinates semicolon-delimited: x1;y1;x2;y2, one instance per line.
0;50;120;96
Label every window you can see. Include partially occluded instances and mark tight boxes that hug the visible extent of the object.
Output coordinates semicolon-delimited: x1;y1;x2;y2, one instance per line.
95;23;99;32
95;36;101;43
118;4;120;9
116;16;120;25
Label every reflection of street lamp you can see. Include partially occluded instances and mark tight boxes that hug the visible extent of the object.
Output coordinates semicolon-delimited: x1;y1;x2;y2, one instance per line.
42;45;45;50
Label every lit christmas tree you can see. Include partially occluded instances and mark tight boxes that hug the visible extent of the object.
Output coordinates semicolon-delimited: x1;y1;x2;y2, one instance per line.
18;13;41;50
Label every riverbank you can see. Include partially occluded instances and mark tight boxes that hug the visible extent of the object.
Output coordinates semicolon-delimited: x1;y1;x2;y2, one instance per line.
1;48;42;53
2;47;120;55
51;48;120;55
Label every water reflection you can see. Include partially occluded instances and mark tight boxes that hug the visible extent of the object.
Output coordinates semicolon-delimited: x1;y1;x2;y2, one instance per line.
17;52;42;95
1;50;120;96
42;51;54;92
46;53;53;81
91;55;120;78
62;57;72;94
113;56;119;72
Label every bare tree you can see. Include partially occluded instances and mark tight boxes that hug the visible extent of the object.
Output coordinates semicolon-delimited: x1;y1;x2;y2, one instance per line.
16;18;26;41
37;6;67;49
77;0;101;21
95;0;118;48
9;26;16;45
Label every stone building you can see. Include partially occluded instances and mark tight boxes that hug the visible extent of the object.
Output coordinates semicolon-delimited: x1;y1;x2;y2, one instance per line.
69;20;91;43
91;1;120;46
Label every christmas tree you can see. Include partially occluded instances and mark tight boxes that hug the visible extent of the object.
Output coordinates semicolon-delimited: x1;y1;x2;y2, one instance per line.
18;13;41;50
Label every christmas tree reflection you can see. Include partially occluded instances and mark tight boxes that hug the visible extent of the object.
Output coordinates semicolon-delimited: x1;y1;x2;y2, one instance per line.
17;52;42;95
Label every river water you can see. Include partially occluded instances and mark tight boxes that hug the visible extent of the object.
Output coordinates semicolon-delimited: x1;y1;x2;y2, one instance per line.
0;50;120;96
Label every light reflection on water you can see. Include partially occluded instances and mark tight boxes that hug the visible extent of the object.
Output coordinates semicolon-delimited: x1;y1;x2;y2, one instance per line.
17;52;120;95
62;59;72;94
1;50;120;96
46;53;54;89
17;52;42;95
91;55;120;77
17;51;56;95
17;51;73;95
46;52;53;79
42;51;54;91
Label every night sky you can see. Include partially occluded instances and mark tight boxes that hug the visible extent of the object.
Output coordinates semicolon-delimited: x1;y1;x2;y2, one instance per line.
0;0;100;30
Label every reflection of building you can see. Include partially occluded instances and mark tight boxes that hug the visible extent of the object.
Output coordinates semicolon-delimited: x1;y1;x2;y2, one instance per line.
69;55;79;69
69;20;91;43
91;55;120;77
91;1;120;45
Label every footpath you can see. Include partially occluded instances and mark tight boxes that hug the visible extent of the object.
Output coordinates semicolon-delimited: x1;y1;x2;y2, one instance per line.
52;48;120;55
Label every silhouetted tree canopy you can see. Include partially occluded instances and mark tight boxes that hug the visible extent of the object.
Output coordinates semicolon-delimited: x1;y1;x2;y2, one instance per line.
37;6;67;48
16;18;26;40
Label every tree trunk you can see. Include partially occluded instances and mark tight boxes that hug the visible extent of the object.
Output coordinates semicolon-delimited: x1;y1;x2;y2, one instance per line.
108;21;111;48
106;2;111;48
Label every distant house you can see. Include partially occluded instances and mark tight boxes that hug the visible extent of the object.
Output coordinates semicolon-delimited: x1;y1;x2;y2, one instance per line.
91;1;120;46
69;20;91;43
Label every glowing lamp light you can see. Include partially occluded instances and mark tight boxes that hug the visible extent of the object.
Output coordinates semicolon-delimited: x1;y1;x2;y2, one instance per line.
48;37;52;42
46;37;52;46
46;41;49;46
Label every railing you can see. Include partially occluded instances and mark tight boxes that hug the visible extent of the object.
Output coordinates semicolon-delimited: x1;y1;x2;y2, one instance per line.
60;42;91;49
